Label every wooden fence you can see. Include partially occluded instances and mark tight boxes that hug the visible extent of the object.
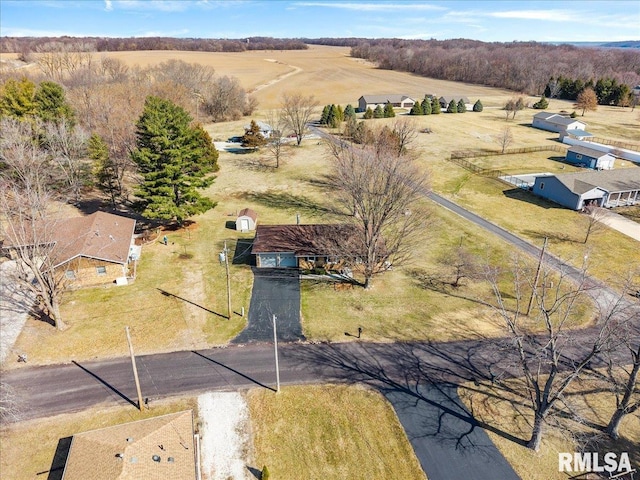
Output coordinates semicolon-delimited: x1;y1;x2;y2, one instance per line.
447;145;566;189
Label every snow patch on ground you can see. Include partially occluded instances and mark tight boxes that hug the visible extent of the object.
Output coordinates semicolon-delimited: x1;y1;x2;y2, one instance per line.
198;391;253;480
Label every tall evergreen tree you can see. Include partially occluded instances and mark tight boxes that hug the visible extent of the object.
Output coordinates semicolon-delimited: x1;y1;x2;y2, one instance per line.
431;97;441;114
457;99;467;113
473;99;484;112
344;104;356;120
33;81;75;125
447;99;458;113
320;105;331;125
131;96;216;224
373;104;384;118
89;133;118;207
532;96;548;109
383;102;395;118
0;77;36;118
409;101;423;115
241;119;267;149
363;107;374;119
422;96;432;115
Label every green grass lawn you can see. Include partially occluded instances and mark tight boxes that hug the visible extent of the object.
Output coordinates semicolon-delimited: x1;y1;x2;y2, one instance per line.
248;385;427;480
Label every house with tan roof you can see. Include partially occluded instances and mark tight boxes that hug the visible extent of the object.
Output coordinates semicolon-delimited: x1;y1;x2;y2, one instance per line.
531;168;640;210
2;211;138;287
62;410;198;480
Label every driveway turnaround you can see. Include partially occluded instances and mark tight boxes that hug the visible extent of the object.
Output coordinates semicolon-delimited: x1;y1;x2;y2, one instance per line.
233;268;304;343
385;384;521;480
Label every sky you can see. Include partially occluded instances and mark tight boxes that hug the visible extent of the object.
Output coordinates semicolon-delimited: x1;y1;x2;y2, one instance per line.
1;0;639;43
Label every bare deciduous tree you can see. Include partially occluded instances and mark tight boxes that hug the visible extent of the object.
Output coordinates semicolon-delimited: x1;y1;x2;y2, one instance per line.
327;139;430;288
484;257;631;451
1;119;68;330
495;126;513;153
440;239;478;288
263;110;290;168
43;119;90;202
281;92;319;146
0;183;68;330
582;205;607;244
603;327;640;439
203;75;251;122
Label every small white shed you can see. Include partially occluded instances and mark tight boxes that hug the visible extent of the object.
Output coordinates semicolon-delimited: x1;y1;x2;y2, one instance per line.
236;208;258;232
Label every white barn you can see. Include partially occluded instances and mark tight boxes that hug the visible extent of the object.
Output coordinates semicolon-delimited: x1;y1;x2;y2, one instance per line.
532;112;586;133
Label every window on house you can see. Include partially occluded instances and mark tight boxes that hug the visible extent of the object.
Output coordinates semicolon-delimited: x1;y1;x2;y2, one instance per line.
96;266;107;275
540;182;545;190
65;270;76;279
576;154;582;160
305;256;317;262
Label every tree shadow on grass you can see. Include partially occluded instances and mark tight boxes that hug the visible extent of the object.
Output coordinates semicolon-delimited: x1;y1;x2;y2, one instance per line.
239;191;337;217
288;340;529;453
522;228;581;244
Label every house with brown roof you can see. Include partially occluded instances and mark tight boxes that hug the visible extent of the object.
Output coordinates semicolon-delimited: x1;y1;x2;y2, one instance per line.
62;410;198;480
2;211;137;288
531;168;640;210
251;224;360;269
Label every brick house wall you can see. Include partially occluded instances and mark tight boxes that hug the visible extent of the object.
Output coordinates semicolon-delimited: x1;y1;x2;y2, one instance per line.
62;256;128;288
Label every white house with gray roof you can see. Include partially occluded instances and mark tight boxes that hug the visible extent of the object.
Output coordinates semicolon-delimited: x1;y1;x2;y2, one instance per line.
532;112;586;133
532;168;640;210
358;95;416;112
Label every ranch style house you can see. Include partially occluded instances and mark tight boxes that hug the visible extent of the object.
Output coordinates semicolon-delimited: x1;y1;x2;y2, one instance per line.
251;224;359;270
358;94;416;112
2;211;138;288
532;168;640;210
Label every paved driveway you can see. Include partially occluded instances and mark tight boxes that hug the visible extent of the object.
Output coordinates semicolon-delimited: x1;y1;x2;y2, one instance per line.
232;268;304;343
385;384;520;480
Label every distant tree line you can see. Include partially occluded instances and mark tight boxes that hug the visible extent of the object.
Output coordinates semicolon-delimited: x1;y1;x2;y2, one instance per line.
335;38;640;98
544;75;633;105
0;36;308;55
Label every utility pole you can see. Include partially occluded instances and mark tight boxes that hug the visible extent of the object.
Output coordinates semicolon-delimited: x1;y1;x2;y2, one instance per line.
526;237;548;316
273;314;280;393
125;326;144;411
224;240;232;319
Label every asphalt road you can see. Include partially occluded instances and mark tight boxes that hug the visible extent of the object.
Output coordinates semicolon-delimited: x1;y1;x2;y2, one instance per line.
3;333;631;422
